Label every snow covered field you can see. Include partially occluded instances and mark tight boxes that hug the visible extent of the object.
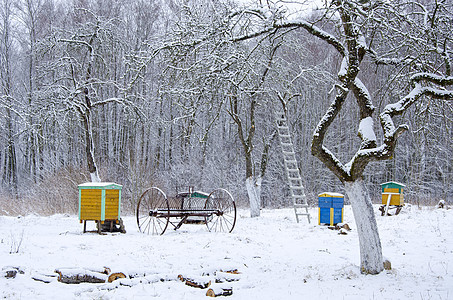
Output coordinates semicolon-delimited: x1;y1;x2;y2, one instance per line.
1;205;452;299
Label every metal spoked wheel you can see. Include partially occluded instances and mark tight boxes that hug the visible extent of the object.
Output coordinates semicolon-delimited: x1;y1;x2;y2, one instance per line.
136;187;170;235
204;188;237;233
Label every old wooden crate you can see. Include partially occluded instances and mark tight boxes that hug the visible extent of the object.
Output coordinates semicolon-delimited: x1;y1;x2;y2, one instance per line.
78;182;123;232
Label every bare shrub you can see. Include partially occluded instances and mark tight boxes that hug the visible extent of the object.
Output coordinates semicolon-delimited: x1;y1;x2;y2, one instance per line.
21;166;89;216
9;230;25;254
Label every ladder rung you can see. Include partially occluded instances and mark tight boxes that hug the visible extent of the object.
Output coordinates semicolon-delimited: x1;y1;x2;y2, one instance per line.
283;151;295;155
287;174;301;178
285;165;298;169
291;192;306;196
295;213;310;216
294;205;309;209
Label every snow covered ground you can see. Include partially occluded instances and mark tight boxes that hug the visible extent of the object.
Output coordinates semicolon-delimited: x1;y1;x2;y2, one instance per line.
1;204;452;299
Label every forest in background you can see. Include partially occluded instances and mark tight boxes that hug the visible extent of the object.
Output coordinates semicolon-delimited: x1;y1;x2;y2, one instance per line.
1;0;452;216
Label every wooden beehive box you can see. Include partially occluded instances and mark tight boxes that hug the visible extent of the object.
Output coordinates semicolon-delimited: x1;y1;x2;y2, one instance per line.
381;181;405;206
78;182;123;224
318;192;344;226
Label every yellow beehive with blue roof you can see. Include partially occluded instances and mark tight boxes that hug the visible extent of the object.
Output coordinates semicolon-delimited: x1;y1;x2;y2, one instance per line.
381;181;405;206
78;182;122;232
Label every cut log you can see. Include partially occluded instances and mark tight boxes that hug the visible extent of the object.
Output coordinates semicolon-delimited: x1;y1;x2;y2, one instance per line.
215;271;241;283
55;268;108;284
2;266;25;279
338;228;348;235
55;266;110;275
206;287;233;297
127;270;149;279
119;277;142;287
221;269;240;275
4;269;17;279
32;273;59;283
178;274;211;289
108;272;126;283
200;268;241;277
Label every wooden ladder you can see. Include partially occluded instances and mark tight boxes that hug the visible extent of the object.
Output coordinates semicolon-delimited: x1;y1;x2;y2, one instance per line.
275;112;311;223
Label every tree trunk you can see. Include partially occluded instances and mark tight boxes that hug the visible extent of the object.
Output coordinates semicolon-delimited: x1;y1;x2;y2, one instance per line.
344;180;383;274
81;111;101;183
255;175;262;207
246;176;260;218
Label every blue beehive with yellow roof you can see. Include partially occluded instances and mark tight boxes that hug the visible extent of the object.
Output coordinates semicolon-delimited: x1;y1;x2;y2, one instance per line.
318;192;344;226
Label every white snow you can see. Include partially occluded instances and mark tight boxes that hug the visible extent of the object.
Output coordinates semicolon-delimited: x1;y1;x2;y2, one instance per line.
1;206;453;299
78;182;122;188
358;117;377;143
354;78;374;107
380;181;405;187
338;57;348;78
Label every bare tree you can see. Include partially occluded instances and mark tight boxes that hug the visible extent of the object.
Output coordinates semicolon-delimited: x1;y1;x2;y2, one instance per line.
37;7;130;182
0;0;18;194
228;0;452;274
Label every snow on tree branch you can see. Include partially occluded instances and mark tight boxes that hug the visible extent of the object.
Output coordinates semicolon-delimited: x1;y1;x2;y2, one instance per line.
352;78;375;118
230;11;346;56
358;117;377;146
277;20;345;56
411;73;453;87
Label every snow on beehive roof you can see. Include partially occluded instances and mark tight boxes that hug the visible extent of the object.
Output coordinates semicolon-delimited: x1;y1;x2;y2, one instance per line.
318;192;344;197
380;181;405;187
78;182;122;188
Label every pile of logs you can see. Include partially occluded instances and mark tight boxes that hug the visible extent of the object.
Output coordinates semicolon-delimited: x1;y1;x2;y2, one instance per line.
31;266;241;297
178;270;240;297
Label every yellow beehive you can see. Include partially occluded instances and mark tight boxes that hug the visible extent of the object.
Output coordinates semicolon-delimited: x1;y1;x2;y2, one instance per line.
381;182;405;206
78;182;122;225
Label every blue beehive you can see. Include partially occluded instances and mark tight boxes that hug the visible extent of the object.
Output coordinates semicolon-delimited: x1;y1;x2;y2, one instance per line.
318;192;344;225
